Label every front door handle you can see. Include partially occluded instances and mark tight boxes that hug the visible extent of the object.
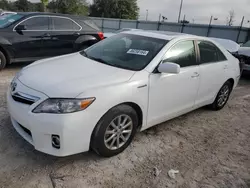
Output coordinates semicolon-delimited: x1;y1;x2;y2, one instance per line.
74;32;80;36
191;72;200;78
42;33;51;39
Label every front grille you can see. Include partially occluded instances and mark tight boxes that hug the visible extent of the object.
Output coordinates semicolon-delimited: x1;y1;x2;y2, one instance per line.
12;92;40;105
19;124;32;137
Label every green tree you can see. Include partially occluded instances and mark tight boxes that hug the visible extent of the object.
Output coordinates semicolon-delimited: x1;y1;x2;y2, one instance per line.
90;0;139;19
48;0;88;15
14;0;29;12
40;0;49;12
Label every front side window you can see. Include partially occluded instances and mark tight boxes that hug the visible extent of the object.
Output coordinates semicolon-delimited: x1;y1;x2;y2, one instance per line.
52;17;81;30
163;40;197;67
20;17;49;30
197;41;227;64
82;33;168;71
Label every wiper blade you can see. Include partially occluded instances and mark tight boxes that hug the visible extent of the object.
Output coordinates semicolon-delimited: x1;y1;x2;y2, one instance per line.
81;50;88;57
89;57;109;65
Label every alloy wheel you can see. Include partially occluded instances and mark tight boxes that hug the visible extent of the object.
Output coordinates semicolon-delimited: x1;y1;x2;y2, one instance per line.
217;85;230;107
104;114;133;150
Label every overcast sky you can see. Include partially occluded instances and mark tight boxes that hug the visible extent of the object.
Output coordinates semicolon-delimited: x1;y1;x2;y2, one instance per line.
137;0;250;26
29;0;250;26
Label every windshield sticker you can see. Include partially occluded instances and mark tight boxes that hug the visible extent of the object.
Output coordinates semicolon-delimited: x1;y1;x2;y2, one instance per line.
8;19;15;22
127;49;149;56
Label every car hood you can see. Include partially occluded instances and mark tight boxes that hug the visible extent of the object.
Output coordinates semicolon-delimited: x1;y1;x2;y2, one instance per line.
238;47;250;57
18;53;136;98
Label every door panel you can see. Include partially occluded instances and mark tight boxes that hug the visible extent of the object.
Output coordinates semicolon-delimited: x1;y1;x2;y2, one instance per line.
44;16;81;57
12;16;50;59
11;31;44;59
195;40;228;106
147;40;200;127
147;66;200;127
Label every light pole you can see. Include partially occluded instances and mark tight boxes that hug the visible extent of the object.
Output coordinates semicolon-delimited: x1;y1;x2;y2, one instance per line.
146;9;148;21
207;16;218;36
178;0;183;23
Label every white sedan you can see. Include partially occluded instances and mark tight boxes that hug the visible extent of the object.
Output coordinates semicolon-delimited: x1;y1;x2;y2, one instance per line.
7;31;241;157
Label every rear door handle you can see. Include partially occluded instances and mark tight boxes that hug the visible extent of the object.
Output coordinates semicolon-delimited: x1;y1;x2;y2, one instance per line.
191;72;200;78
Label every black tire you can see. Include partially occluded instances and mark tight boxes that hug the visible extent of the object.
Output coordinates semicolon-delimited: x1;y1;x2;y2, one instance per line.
0;51;7;71
210;81;233;111
91;105;138;157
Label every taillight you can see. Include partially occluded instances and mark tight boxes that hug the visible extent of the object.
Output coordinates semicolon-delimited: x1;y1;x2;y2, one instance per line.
98;32;104;40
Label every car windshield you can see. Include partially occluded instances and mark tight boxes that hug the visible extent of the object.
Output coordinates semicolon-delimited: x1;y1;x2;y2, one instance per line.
242;40;250;47
0;14;23;28
81;33;168;71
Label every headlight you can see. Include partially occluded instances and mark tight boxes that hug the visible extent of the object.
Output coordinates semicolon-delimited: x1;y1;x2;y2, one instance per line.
32;98;95;114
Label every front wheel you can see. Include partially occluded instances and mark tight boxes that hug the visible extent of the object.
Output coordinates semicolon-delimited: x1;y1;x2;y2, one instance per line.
210;81;233;110
91;105;138;157
0;51;7;71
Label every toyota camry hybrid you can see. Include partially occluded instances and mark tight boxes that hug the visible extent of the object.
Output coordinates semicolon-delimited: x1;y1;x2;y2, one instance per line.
7;31;241;157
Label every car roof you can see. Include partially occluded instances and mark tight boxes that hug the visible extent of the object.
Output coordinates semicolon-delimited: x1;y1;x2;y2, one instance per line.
124;30;193;41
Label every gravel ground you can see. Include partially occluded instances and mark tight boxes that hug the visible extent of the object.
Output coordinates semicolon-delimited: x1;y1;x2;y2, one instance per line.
0;63;250;188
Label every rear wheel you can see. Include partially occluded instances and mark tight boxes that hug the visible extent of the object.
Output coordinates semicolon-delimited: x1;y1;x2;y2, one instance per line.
210;81;233;110
91;105;138;157
0;51;7;70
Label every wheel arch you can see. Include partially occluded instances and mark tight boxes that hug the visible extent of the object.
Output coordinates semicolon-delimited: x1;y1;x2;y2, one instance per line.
0;45;10;64
74;35;98;50
90;101;144;148
227;78;235;88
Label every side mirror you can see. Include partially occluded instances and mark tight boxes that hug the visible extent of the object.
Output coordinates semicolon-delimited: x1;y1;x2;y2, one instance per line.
158;62;180;74
15;24;26;31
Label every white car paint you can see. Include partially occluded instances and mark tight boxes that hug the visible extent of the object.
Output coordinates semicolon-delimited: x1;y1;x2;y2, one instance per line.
7;31;241;156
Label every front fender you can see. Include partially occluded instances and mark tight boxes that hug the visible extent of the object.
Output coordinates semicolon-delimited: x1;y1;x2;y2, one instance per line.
77;73;150;131
0;36;11;45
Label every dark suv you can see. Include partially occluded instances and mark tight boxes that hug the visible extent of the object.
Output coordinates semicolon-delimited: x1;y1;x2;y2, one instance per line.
0;12;104;70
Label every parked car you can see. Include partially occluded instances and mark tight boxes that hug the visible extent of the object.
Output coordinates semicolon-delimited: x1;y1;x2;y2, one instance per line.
7;31;240;157
238;40;250;72
104;28;141;38
209;37;245;72
0;12;104;70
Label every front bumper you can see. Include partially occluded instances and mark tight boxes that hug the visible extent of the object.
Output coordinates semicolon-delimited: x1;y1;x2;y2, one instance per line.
7;80;98;157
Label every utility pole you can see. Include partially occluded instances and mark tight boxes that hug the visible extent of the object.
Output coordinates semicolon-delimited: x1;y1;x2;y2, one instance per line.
178;0;183;23
158;13;162;22
146;9;148;21
236;16;245;43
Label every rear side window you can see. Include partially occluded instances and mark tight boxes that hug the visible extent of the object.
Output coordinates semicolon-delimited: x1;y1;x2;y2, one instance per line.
21;17;49;30
197;41;227;64
51;17;81;31
164;40;197;67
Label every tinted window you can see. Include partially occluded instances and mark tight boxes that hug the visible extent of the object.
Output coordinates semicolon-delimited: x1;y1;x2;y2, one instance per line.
21;17;49;30
164;40;196;67
82;33;168;71
198;41;227;64
52;17;81;30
